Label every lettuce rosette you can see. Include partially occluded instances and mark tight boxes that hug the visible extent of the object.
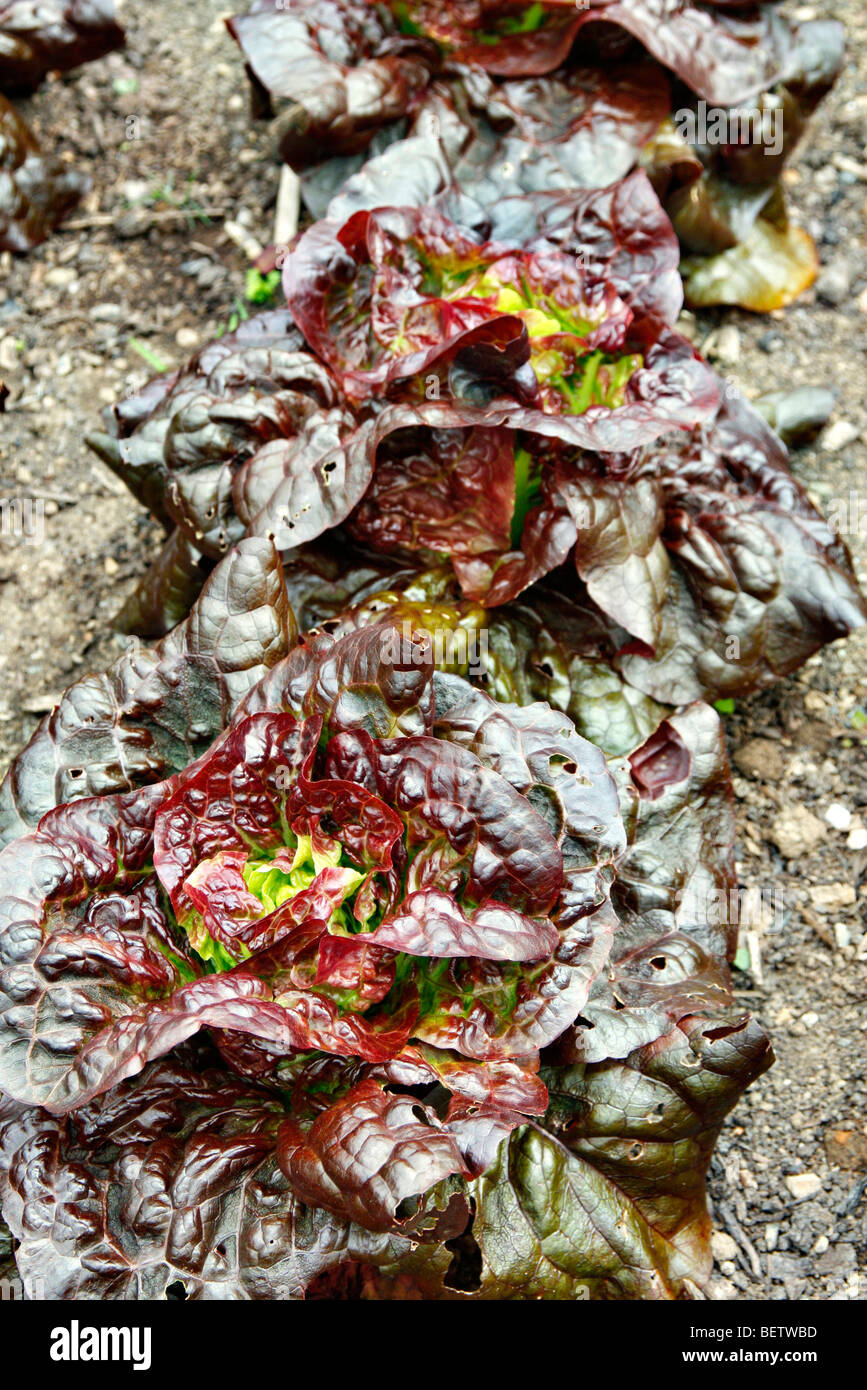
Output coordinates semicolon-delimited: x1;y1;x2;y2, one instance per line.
0;618;772;1298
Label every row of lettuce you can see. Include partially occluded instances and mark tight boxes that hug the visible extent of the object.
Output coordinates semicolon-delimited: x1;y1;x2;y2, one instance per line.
0;0;862;1301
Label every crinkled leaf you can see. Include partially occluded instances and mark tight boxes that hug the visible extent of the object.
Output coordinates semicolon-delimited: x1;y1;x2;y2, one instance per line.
558;703;740;1063
522;172;683;345
226;0;434;169
325;63;671;231
0;783;184;1110
277;1078;471;1234
87;308;340;560
0;1051;447;1298
349;423;517;562
241;625;437;738
0;539;295;848
615;390;867;704
471;1014;771;1298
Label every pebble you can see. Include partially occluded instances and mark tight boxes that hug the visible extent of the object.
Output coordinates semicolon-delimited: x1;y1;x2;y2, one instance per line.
769;805;827;858
711;1231;739;1263
223;219;263;261
832;153;867;182
0;337;20;371
114;207;154;239
758;330;784;353
706;324;741;366
43;266;76;289
800;1011;819;1029
119;179;151;202
821;420;860;452
809;882;856;912
196;264;224;289
825;1129;867;1169
768;1252;809;1297
834;922;851;949
735;738;787;782
92;303;122;322
816;260;853;306
708;1276;740;1301
785;1173;823;1200
175;327;199;349
765;1224;780;1252
812;1235;830;1255
753;387;835;445
815;1244;857;1276
825;802;852;830
847;826;867;850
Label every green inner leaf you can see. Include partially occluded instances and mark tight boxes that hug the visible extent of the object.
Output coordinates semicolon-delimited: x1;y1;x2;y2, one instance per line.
417;251;643;415
242;837;365;930
511;445;543;548
390;2;549;47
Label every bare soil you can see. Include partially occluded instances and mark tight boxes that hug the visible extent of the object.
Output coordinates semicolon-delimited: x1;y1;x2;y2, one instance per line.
0;0;865;1301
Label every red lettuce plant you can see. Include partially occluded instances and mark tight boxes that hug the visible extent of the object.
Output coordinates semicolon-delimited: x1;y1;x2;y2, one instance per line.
229;0;842;311
282;201;717;440
345;388;867;702
0;620;771;1298
85;290;864;709
0;1;124;251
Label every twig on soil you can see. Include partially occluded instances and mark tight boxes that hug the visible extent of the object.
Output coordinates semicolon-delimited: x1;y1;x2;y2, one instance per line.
60;207;227;230
717;1198;764;1282
802;905;836;948
0;484;79;505
28;490;80;506
837;1175;867;1217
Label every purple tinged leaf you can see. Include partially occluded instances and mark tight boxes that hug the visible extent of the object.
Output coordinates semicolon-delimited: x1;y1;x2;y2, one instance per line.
557;702;741;1064
277;1078;471;1234
226;0;435;169
462;1012;772;1299
0;1051;437;1298
240;625;437;739
0;539;296;847
371;890;558;963
615;390;867;703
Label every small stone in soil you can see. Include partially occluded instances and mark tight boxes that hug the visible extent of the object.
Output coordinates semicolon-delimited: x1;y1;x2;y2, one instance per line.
785;1173;823;1200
